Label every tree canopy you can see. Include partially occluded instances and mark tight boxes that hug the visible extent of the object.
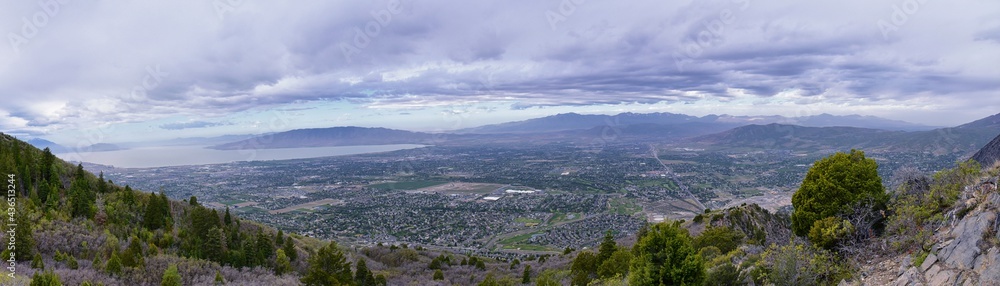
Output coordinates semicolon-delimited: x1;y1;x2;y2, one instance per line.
791;150;887;238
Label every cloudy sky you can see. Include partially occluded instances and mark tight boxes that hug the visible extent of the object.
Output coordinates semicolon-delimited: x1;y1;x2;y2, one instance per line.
2;0;999;145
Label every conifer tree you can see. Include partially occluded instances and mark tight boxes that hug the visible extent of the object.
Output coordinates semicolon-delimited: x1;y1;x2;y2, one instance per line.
301;241;354;286
161;264;182;286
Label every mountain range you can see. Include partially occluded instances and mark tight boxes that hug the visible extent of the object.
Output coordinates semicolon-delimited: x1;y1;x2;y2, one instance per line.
207;112;999;157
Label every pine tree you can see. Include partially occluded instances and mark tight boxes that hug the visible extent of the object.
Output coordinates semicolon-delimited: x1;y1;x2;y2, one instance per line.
223;207;232;225
355;259;375;285
14;206;35;261
597;231;616;264
122;236;145;268
106;251;123;276
204;227;226;263
161;264;182;286
189;195;199;206
144;192;164;230
214;270;226;285
301;241;354;286
97;172;109;193
283;239;297;261
276;230;285;246
432;269;444;281
522;265;532;284
30;270;62;286
255;230;274;263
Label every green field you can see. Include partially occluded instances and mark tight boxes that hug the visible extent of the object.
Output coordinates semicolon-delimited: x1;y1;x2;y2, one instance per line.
503;244;553;251
609;198;642;215
514;217;543;224
548;212;582;224
367;181;448;190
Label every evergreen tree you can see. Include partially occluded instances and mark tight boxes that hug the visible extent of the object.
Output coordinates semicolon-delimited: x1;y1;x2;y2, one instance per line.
97;171;109;193
106;251;123;276
204;227;226;263
276;230;285;246
189;195;199;206
433;269;444;280
214;270;226;285
144;192;165;230
374;274;387;286
14;206;35;261
522;264;532;284
69;164;96;218
30;270;62;286
282;239;297;261
597;231;616;264
31;253;44;269
161;264;182;286
255;230;274;263
355;259;375;285
275;249;293;276
301;241;354;286
223;207;232;225
122;236;145;268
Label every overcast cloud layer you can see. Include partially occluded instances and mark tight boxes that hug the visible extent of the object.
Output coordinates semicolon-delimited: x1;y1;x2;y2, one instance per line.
2;0;999;143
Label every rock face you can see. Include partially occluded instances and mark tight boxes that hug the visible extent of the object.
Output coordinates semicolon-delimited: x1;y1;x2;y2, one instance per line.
892;180;1000;286
972;133;1000;168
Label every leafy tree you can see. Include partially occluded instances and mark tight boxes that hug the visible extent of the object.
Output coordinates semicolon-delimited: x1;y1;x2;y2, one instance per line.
629;222;705;286
753;242;848;286
275;249;293;276
704;263;743;286
791;150;887;238
808;217;854;250
30;270;62;286
301;241;354;286
597;248;632;279
161;264;182;286
433;269;444;280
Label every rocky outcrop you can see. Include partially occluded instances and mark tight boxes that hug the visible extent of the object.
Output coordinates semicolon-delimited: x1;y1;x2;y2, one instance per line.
972;133;1000;168
892;181;1000;286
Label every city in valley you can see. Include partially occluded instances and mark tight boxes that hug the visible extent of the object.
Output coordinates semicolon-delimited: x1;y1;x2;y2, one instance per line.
87;140;960;257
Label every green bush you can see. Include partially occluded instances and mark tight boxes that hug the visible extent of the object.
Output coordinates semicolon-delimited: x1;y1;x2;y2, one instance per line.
807;217;854;250
629;222;705;285
791;150;886;238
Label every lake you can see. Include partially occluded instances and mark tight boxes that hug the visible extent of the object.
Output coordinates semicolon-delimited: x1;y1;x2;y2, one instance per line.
56;144;427;168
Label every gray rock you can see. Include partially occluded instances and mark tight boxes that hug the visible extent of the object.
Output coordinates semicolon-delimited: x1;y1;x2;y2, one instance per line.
928;269;956;286
894;267;924;286
921;253;938;272
939;211;996;269
976;248;1000;282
